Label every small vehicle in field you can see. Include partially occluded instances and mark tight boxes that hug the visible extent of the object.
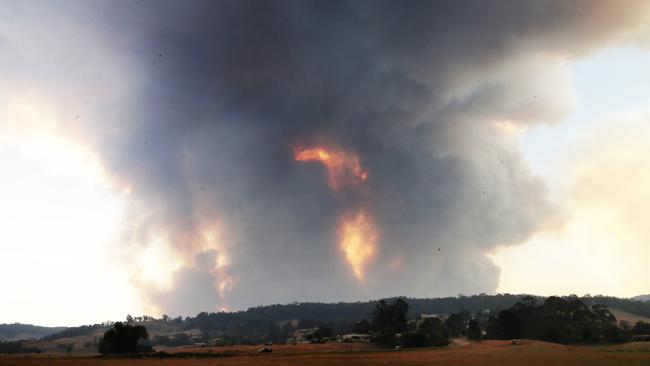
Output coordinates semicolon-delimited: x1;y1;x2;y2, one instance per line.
257;347;273;353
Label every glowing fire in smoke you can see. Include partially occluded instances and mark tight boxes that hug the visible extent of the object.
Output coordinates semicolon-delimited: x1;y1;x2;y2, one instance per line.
131;219;238;315
339;210;378;281
293;143;378;281
293;145;369;190
199;225;237;302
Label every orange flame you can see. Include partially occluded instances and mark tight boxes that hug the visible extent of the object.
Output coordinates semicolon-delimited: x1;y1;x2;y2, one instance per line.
293;145;368;190
339;210;378;281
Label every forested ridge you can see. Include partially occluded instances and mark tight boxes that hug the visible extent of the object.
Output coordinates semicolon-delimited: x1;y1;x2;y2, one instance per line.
31;294;649;341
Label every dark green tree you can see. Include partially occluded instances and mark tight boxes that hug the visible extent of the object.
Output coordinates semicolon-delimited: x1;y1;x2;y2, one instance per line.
98;322;151;354
280;321;294;340
313;326;333;340
632;321;650;335
297;319;317;328
399;331;428;347
467;319;481;340
354;319;371;334
371;298;409;347
266;321;281;343
444;310;470;337
417;317;450;346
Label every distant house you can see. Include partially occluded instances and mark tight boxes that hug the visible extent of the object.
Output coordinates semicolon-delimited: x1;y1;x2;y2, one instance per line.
340;334;371;343
207;338;224;346
293;328;318;338
419;314;449;322
416;313;450;328
286;327;318;344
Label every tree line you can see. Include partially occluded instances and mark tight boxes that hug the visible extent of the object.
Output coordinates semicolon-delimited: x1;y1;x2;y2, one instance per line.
34;294;650;352
484;295;622;343
354;296;650;348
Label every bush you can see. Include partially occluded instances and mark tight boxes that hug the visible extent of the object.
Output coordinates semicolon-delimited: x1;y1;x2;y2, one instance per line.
417;318;450;347
632;321;650;335
0;341;42;354
400;332;428;348
604;325;624;343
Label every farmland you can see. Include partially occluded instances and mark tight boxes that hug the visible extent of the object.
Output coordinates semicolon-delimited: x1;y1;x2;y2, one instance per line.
1;340;650;366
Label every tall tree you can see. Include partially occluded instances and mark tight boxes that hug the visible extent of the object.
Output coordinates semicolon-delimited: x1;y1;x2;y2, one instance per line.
371;298;409;347
467;319;481;340
354;319;371;334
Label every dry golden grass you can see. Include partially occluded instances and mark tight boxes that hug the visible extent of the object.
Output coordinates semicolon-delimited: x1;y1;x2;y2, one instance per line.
1;340;650;366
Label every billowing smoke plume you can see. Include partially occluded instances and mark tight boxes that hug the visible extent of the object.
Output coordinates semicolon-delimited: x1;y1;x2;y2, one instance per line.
2;0;649;315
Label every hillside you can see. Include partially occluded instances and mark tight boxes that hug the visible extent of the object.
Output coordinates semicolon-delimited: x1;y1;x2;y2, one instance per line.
0;324;66;341
633;294;650;302
610;308;650;324
225;294;650;323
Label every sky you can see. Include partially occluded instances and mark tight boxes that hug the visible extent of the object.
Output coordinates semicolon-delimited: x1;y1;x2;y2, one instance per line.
1;0;650;326
493;46;650;296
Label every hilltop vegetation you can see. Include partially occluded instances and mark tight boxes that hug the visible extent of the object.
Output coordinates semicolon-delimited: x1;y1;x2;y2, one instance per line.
182;294;650;336
359;296;646;348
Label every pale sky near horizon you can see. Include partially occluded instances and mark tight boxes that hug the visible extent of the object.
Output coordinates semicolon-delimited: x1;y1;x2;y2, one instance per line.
493;46;650;297
1;1;650;327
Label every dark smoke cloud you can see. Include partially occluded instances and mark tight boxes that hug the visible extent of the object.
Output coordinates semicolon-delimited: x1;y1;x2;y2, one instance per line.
2;0;649;315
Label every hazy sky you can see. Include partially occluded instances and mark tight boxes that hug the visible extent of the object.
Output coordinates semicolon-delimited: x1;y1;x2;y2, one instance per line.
1;1;650;326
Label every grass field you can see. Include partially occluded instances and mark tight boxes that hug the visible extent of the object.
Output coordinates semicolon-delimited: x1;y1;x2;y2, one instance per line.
1;340;650;366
